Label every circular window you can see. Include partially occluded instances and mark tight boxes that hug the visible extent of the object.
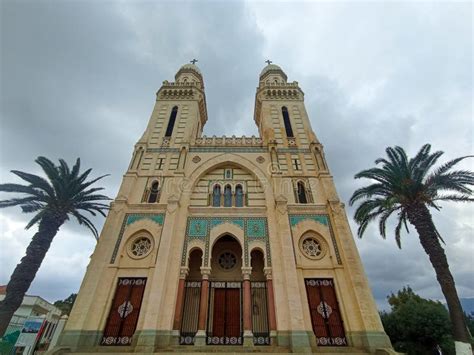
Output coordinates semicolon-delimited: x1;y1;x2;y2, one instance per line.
129;236;152;258
299;234;326;260
218;251;237;270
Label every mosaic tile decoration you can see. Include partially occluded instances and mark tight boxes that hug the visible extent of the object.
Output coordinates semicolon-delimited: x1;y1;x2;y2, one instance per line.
209;217;244;230
246;218;267;238
189;147;267;153
126;214;164;226
110;213;165;264
187;219;208;238
181;216;271;268
289;214;328;227
146;148;180;153
277;148;312;154
288;214;341;265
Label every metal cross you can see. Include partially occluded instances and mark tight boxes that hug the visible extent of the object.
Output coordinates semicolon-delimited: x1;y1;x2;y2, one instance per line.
190;59;198;64
265;59;272;65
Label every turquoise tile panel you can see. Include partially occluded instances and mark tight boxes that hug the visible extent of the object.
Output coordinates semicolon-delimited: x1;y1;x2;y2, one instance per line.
126;214;165;226
289;214;328;227
210;217;244;230
187;219;208;238
246;218;267;238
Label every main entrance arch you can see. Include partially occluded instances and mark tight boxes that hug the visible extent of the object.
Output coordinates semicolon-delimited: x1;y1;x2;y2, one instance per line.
207;235;243;345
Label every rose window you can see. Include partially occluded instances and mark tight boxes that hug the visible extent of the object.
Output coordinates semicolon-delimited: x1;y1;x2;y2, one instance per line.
302;238;322;258
130;237;152;257
218;252;237;270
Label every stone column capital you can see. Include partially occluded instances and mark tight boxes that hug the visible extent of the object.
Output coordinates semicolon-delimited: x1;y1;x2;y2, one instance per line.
264;267;273;280
241;266;252;280
200;267;212;279
179;267;189;279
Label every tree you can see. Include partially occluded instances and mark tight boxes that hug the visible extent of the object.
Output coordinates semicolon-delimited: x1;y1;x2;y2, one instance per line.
349;144;473;353
381;286;454;354
53;293;77;316
0;157;110;336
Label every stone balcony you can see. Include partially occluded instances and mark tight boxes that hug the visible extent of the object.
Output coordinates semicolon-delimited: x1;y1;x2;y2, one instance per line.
194;135;263;147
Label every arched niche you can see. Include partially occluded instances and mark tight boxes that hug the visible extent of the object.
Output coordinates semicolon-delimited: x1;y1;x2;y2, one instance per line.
209;234;242;282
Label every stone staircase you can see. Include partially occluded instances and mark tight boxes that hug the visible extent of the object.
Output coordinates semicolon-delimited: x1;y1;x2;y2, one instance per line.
64;345;373;354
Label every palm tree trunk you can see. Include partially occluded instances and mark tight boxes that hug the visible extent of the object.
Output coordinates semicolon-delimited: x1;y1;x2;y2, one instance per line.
0;214;65;337
407;203;471;348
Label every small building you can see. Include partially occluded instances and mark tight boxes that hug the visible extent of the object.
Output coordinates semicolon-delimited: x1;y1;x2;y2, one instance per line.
0;286;62;354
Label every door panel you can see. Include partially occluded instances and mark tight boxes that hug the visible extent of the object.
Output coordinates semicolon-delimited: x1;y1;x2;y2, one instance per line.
225;288;241;337
212;288;226;337
305;278;347;346
101;278;146;346
207;282;242;345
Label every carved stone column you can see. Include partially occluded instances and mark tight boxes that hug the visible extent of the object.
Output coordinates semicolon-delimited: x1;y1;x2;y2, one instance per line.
242;266;253;346
264;267;277;335
172;267;189;331
195;267;211;346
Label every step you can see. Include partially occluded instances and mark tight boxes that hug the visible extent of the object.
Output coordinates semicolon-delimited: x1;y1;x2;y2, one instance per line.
68;346;371;354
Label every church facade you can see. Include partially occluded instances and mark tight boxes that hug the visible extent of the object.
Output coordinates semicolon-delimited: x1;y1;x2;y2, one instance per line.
57;63;393;353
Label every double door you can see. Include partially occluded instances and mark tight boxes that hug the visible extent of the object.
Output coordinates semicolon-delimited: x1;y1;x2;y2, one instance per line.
305;278;347;346
207;281;242;345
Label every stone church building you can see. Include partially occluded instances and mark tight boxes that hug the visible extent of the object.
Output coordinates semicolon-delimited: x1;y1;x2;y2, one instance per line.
56;62;393;353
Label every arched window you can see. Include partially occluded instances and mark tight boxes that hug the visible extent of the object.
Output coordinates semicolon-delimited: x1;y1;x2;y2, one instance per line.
235;185;244;207
165;106;178;137
224;185;232;207
297;181;308;204
282;106;294;138
148;181;159;203
212;185;221;207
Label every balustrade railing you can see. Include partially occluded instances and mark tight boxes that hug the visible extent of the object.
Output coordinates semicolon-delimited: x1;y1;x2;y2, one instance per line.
195;135;263;146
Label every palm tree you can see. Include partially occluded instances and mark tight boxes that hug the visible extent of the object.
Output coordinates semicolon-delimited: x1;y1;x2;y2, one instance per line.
0;157;110;336
349;144;473;352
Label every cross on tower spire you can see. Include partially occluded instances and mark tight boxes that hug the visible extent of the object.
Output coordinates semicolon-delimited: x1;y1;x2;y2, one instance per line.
265;59;272;65
190;59;198;65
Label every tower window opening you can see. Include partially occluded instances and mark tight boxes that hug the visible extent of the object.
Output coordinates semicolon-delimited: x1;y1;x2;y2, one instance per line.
165;106;178;137
297;181;308;204
293;159;301;171
224;185;232;207
282;106;294;138
235;184;244;207
212;185;221;207
157;158;164;170
148;181;160;203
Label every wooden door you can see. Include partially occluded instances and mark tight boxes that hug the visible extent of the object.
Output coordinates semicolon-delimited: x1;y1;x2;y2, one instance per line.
207;282;242;345
305;278;347;346
225;288;241;338
101;278;146;346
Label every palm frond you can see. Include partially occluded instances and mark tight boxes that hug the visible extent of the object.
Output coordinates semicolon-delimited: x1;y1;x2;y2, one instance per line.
71;211;99;240
10;170;55;197
394;210;409;249
0;196;40;208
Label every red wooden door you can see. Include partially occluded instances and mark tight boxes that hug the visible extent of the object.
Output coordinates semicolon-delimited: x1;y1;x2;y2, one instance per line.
212;288;226;337
305;279;347;346
225;288;241;338
208;283;242;345
101;278;146;346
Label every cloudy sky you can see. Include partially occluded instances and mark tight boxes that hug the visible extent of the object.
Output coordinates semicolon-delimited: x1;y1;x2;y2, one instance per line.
0;0;472;310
